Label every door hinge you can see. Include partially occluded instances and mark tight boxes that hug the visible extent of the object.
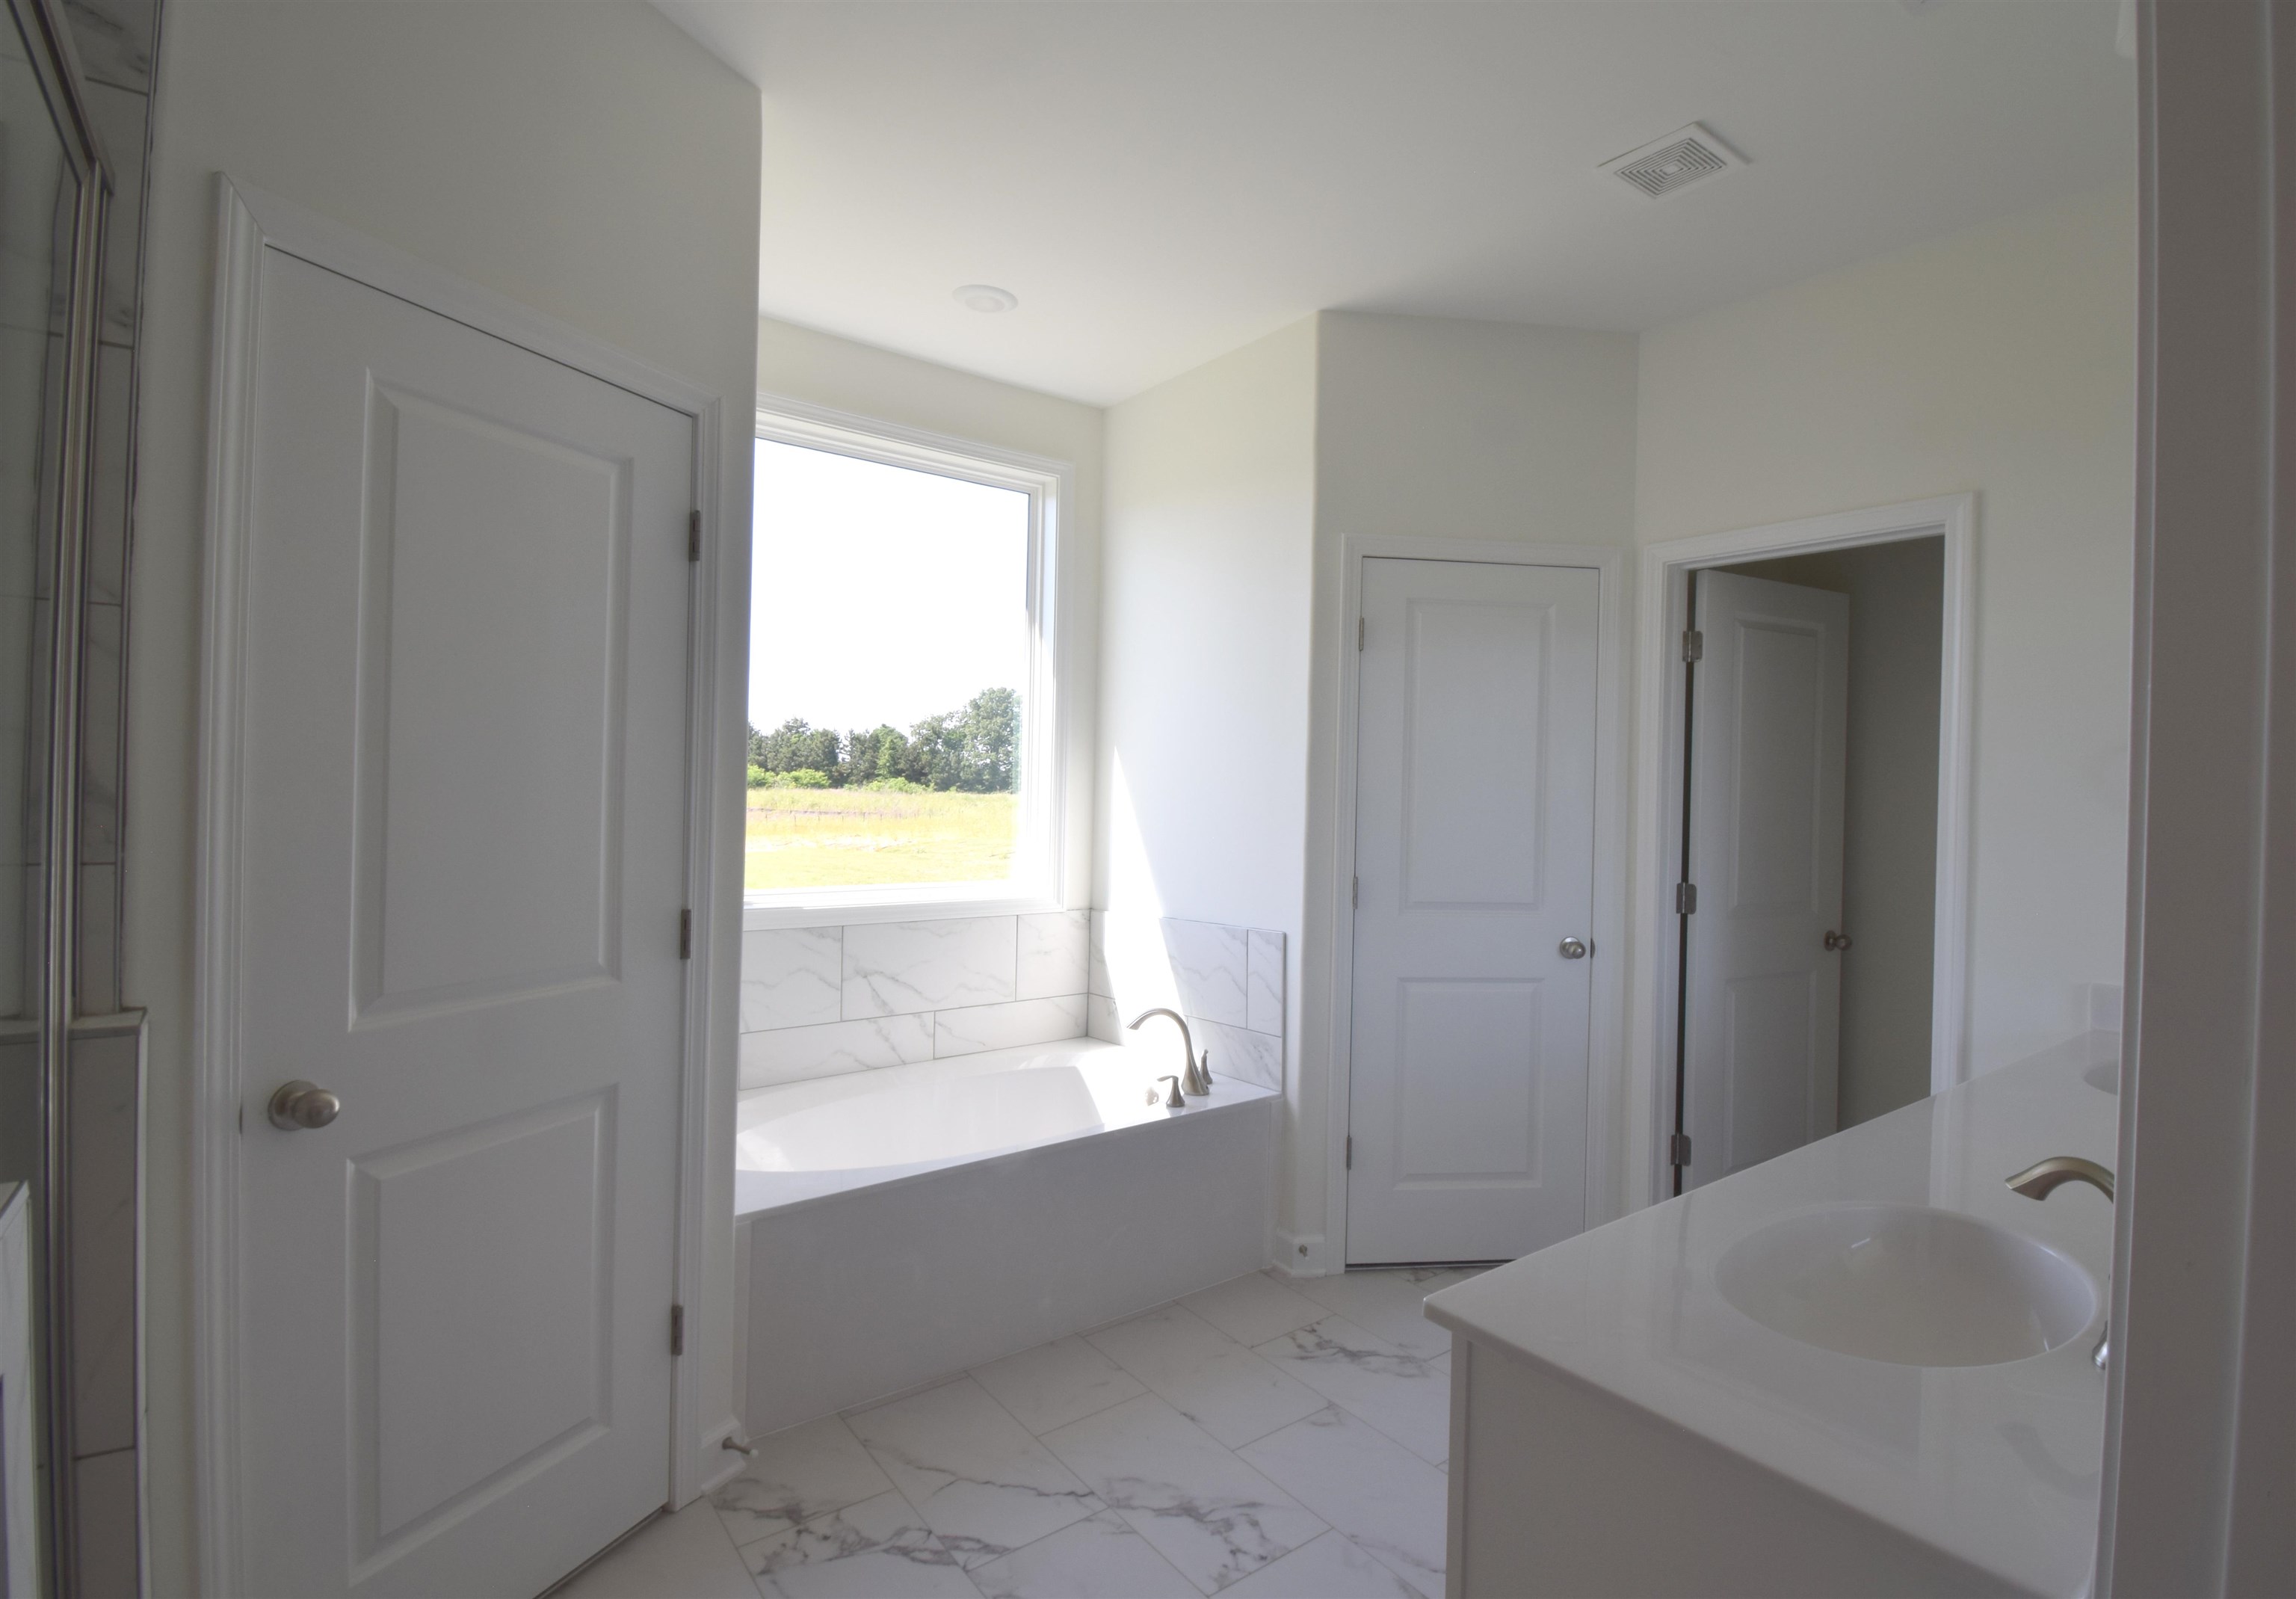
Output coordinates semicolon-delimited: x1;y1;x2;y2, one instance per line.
1682;628;1703;662
670;1303;685;1357
1352;876;1360;909
1358;616;1365;651
1345;1135;1353;1170
679;908;692;959
1676;882;1697;914
1669;1133;1693;1168
688;509;702;562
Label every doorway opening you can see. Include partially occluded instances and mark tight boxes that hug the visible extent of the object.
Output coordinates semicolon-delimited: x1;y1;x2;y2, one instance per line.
1634;496;1975;1205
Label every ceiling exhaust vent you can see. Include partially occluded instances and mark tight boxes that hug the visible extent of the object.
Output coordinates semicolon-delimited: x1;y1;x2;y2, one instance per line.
1600;123;1746;200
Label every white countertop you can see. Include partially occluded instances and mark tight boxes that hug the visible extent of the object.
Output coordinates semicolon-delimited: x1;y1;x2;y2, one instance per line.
1425;1032;2119;1598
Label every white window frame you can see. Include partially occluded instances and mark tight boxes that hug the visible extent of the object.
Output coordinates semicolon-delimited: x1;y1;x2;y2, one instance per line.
744;393;1071;928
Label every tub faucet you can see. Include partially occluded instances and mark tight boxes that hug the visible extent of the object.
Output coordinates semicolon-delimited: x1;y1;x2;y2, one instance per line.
1129;1008;1210;1097
2006;1155;2115;1370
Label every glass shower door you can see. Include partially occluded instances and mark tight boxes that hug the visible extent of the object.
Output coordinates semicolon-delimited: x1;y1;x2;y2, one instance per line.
1;0;106;1589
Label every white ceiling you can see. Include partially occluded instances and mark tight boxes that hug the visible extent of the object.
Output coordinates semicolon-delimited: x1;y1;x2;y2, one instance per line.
658;1;2135;406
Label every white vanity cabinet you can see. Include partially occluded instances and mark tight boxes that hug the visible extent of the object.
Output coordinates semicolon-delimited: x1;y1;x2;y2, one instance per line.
1444;1335;2013;1597
1427;1037;2120;1599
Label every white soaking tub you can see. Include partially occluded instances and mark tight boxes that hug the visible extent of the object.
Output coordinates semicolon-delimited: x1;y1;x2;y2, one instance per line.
734;1037;1279;1435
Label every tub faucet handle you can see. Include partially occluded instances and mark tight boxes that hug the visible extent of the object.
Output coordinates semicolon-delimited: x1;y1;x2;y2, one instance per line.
1155;1075;1185;1109
1129;1008;1211;1097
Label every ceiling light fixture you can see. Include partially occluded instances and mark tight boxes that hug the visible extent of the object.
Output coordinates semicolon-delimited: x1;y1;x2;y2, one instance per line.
954;284;1018;313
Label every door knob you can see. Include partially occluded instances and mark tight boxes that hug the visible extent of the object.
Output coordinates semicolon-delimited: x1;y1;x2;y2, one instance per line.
268;1080;342;1130
1824;930;1853;952
1559;937;1590;960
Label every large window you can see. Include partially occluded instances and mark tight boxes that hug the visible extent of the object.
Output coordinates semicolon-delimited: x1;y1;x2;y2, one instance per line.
746;402;1065;914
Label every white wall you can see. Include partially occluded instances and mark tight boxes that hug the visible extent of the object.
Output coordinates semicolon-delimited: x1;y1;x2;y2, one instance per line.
131;6;760;1588
756;316;1105;905
1297;312;1641;1266
1637;185;2137;1079
1312;312;1643;551
1720;540;1944;1127
1095;316;1318;1225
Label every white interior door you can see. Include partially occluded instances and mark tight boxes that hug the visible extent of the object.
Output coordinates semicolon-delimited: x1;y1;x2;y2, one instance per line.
1346;557;1598;1265
233;250;694;1597
1679;570;1848;1192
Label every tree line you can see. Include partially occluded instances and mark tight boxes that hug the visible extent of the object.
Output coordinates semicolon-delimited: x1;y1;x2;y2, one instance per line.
747;686;1019;793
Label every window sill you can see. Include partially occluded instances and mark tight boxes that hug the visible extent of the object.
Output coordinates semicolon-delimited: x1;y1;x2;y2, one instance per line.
739;887;1070;932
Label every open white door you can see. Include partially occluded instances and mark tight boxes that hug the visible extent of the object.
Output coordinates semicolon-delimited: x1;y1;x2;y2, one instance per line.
1345;557;1598;1264
1679;570;1848;1192
230;248;694;1597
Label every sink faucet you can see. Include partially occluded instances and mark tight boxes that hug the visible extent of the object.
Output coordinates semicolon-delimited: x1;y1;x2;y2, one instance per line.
2006;1156;2114;1370
1129;1008;1210;1097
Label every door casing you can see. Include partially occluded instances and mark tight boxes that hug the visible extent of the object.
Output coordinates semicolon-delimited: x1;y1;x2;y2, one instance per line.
189;176;734;1596
1629;495;1977;1216
1323;536;1627;1270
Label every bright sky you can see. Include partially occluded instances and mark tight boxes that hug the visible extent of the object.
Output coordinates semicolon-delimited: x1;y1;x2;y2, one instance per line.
747;439;1030;735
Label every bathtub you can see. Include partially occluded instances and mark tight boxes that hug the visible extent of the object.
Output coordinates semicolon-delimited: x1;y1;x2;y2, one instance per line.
734;1037;1279;1435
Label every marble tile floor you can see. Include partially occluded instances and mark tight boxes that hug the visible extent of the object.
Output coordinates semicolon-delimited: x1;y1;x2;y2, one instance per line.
558;1266;1486;1599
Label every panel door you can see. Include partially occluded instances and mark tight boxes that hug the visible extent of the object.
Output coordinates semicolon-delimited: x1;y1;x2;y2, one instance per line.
1346;558;1599;1265
234;249;693;1597
1681;570;1849;1190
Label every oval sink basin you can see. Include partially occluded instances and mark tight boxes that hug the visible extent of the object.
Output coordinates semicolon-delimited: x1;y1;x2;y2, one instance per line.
1716;1204;2096;1367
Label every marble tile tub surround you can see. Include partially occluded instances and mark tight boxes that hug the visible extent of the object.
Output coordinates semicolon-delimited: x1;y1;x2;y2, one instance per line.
1087;914;1288;1093
739;912;1090;1088
682;1266;1481;1599
739;909;1292;1094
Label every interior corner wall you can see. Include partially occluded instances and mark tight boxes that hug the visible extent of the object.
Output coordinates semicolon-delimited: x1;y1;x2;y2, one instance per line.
129;5;761;1589
1635;183;2137;1079
755;317;1106;907
1096;317;1318;1252
1303;312;1640;1260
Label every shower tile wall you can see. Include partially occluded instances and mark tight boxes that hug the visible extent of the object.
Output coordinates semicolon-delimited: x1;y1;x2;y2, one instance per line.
61;0;158;1589
738;912;1090;1089
70;0;157;1018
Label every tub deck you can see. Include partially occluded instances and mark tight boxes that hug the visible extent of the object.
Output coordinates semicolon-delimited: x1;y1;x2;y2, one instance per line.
735;1036;1279;1216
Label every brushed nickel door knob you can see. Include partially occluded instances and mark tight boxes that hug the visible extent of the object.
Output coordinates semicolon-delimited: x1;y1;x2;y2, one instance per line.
268;1080;342;1130
1559;937;1590;960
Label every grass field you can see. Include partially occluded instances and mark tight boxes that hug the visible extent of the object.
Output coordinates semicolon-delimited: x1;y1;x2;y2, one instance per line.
745;786;1019;891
